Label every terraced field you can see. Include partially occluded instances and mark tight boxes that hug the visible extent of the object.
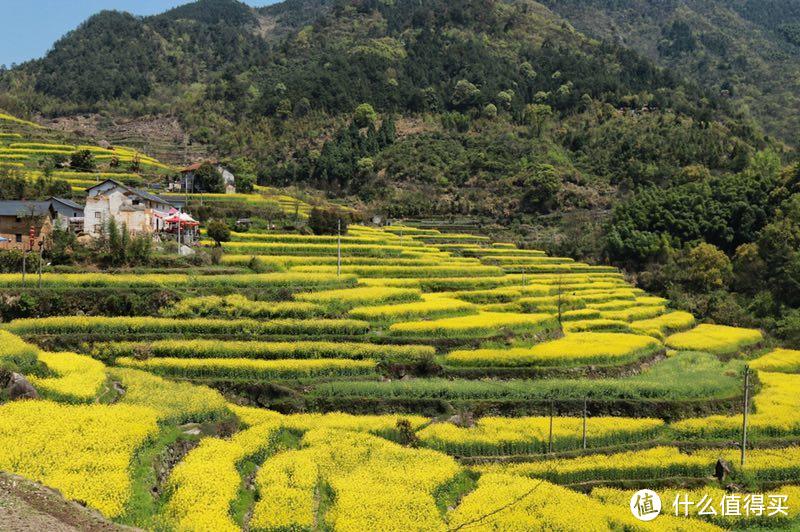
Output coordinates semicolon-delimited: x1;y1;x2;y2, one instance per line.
0;222;798;530
0;111;323;219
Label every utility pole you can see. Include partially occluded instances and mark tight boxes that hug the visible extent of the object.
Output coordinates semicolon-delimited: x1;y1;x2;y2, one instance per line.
37;237;44;289
22;226;34;285
741;366;750;466
337;218;342;277
582;397;588;450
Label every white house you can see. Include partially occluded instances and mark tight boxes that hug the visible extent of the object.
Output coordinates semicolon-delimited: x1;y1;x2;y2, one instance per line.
83;179;174;237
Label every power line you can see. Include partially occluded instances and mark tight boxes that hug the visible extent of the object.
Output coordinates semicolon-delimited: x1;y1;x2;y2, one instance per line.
448;478;547;531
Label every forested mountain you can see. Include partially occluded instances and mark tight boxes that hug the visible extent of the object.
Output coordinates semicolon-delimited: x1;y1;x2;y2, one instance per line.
1;0;799;341
541;0;800;143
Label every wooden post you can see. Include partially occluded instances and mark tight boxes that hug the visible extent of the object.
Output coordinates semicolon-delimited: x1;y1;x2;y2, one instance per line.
582;397;588;450
548;400;554;453
337;219;342;277
741;366;750;466
37;238;43;289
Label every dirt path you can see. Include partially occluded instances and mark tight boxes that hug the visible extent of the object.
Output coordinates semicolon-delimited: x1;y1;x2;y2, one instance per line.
0;473;138;532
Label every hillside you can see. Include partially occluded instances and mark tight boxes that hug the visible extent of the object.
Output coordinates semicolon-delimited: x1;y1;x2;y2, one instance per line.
0;0;769;215
0;110;347;227
541;0;800;143
0;0;799;342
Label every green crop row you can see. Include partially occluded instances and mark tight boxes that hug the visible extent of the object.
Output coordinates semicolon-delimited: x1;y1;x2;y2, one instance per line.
290;264;505;278
0;272;356;290
3;316;370;337
162;295;323;319
92;339;434;362
117;356;377;380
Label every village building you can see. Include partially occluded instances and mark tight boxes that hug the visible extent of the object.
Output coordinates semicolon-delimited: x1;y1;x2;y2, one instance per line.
173;162;237;194
0;197;82;250
83;179;174;237
0;201;53;250
49;197;85;232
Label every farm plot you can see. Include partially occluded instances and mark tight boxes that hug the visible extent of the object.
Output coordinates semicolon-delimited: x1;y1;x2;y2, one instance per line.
665;324;764;354
443;332;663;367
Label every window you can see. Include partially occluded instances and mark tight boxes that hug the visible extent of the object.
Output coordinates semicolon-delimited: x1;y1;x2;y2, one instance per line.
94;212;101;219
94;224;101;233
15;234;22;243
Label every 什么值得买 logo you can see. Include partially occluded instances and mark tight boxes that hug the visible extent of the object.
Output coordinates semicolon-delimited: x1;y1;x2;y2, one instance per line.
630;489;662;521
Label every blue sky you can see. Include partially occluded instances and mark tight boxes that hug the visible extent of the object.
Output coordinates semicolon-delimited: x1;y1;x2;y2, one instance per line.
0;0;280;67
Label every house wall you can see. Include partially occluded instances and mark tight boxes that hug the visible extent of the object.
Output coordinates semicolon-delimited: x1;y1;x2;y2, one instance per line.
84;193;112;237
84;189;165;237
218;166;236;194
0;216;51;250
118;208;151;234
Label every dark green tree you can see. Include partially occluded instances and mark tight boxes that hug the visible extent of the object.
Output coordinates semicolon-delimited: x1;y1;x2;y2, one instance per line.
70;150;96;172
206;219;231;245
194;163;225;193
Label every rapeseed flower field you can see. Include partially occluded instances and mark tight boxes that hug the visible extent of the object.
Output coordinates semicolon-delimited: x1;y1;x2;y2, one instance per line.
0;222;795;531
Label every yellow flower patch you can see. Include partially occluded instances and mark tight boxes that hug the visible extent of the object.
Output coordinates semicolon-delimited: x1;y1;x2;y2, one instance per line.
166;421;283;532
29;352;106;402
347;295;476;321
418;415;664;455
250;428;459;532
448;474;721;531
750;348;800;373
0;401;159;518
665;324;763;354
388;311;558;339
673;371;800;438
445;332;662;367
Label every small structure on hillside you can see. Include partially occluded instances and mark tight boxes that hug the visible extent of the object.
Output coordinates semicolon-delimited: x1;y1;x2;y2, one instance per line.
173;162;236;194
83;179;174;237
